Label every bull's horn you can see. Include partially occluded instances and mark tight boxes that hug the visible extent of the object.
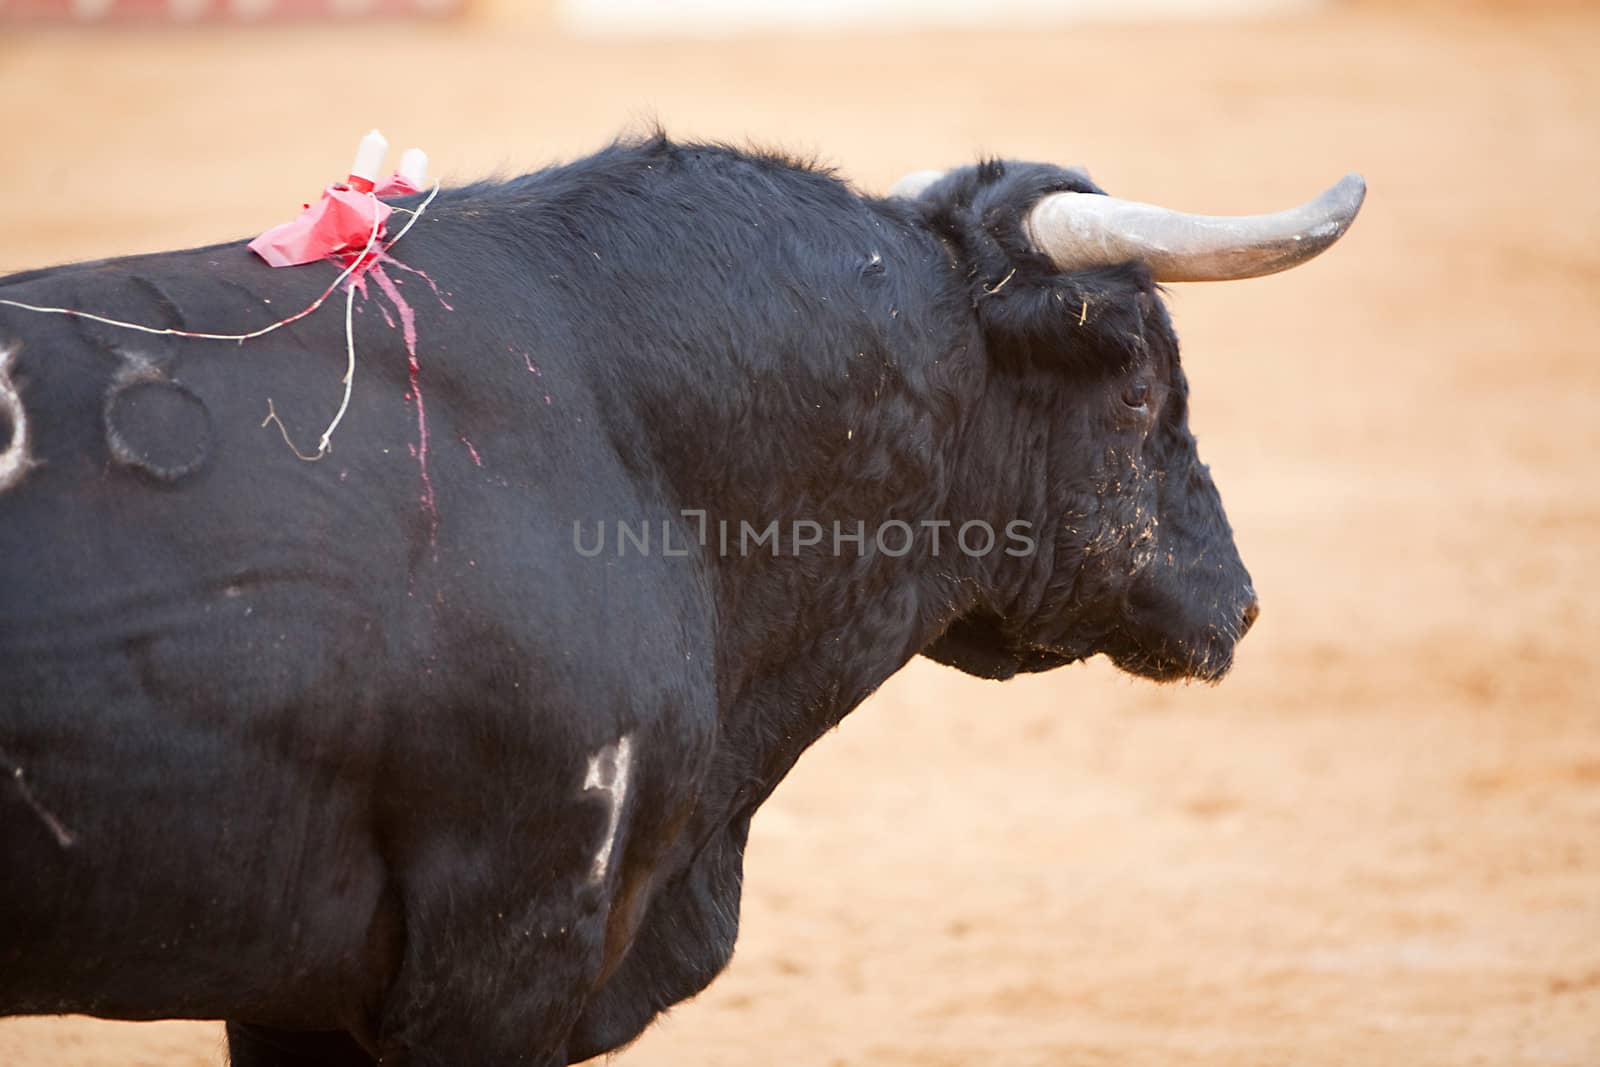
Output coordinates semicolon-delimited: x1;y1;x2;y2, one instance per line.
888;169;947;200
1025;173;1366;282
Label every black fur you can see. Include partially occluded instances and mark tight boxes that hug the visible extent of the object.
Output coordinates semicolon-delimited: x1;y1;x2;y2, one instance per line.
0;135;1256;1065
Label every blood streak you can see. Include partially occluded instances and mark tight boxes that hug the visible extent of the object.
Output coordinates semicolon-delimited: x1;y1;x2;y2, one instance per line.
512;346;552;404
329;248;454;562
380;253;455;310
367;262;437;545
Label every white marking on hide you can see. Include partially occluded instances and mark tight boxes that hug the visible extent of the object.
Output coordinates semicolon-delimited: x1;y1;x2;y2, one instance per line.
0;345;31;495
0;744;75;850
582;734;633;884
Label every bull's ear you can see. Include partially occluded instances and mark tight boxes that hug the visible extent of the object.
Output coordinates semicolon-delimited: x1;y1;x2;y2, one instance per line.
911;161;1163;377
973;262;1164;377
888;164;1094;202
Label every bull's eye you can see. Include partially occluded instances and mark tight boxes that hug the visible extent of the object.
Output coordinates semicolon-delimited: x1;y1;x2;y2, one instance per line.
1121;380;1151;412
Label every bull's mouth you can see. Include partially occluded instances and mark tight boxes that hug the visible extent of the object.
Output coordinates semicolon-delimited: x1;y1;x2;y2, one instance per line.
1097;578;1258;685
1099;628;1238;685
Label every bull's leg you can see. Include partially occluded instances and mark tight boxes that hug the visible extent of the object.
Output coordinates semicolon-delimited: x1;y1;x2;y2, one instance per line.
225;1022;376;1067
366;733;639;1067
370;837;619;1067
365;713;711;1067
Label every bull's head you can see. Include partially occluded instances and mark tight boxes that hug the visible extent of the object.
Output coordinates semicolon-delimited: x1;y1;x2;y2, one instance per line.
903;162;1364;683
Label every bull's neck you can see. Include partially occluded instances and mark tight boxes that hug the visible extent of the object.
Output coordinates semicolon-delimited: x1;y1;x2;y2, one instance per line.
698;536;977;817
673;392;1041;804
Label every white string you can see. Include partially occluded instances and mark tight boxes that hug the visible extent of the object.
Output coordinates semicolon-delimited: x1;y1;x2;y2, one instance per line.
0;213;380;343
0;179;444;459
382;182;438;247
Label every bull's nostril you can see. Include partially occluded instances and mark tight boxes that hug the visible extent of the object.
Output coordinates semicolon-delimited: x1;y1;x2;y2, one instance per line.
1239;598;1261;638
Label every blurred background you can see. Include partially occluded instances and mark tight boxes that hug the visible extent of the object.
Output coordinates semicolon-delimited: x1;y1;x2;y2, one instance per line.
1;0;1597;1064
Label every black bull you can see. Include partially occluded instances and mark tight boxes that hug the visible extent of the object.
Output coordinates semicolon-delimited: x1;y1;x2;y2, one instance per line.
1;136;1265;1065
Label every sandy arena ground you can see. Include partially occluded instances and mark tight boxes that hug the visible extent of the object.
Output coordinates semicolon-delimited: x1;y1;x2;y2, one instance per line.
1;4;1598;1065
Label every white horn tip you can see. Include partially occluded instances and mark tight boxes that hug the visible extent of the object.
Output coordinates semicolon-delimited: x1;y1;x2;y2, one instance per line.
1326;172;1367;227
1293;172;1367;252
